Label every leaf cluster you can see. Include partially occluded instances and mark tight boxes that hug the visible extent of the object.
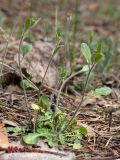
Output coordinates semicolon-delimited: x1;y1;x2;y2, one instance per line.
23;95;87;149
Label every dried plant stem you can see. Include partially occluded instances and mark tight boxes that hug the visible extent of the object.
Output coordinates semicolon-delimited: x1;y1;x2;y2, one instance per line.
60;64;95;133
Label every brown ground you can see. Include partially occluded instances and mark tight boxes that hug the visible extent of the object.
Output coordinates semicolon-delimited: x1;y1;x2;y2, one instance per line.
0;0;120;159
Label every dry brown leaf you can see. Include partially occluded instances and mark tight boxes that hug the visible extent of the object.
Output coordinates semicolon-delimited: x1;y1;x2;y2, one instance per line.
14;41;59;87
88;2;100;12
0;123;10;149
75;95;97;107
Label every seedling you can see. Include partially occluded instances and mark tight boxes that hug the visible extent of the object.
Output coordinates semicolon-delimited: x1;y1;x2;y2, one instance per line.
23;95;87;148
60;42;111;133
23;42;112;149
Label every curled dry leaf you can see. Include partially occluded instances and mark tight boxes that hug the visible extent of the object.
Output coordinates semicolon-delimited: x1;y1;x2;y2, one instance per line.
14;41;59;88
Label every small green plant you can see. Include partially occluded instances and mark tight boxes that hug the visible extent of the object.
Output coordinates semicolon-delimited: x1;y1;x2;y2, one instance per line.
88;31;117;73
23;95;87;148
59;42;112;133
18;17;40;126
23;42;112;149
7;126;25;135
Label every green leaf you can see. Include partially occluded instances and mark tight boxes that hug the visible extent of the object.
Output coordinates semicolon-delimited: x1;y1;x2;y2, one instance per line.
24;17;40;33
7;126;23;134
23;133;40;145
59;67;70;80
97;41;102;53
20;80;33;89
81;43;92;63
47;139;58;147
93;52;104;64
92;86;112;96
53;43;63;55
24;18;31;32
73;139;81;149
59;134;65;145
20;43;32;57
79;125;88;136
38;95;49;112
31;103;39;110
39;95;49;107
80;65;89;73
53;32;61;42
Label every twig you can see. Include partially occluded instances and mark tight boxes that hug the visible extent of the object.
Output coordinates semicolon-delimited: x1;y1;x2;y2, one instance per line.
105;136;113;147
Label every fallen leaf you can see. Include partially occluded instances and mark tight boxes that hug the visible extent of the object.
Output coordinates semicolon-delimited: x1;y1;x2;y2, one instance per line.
0;123;10;149
88;2;100;12
14;40;59;87
75;95;97;107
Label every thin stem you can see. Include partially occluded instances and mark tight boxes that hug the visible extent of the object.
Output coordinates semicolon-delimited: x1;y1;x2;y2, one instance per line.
60;64;95;133
55;5;58;33
0;19;18;79
37;41;62;102
56;69;83;107
18;29;32;126
73;0;79;43
37;52;55;102
36;42;62;132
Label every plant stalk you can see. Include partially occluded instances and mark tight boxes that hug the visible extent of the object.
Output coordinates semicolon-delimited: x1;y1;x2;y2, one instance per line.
18;29;32;126
60;64;95;133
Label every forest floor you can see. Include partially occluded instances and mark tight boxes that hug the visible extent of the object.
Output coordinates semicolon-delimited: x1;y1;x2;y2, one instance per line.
0;0;120;159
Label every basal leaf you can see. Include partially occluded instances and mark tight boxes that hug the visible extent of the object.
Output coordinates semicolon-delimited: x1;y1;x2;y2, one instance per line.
79;125;88;136
39;95;49;108
92;86;112;96
23;133;40;145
